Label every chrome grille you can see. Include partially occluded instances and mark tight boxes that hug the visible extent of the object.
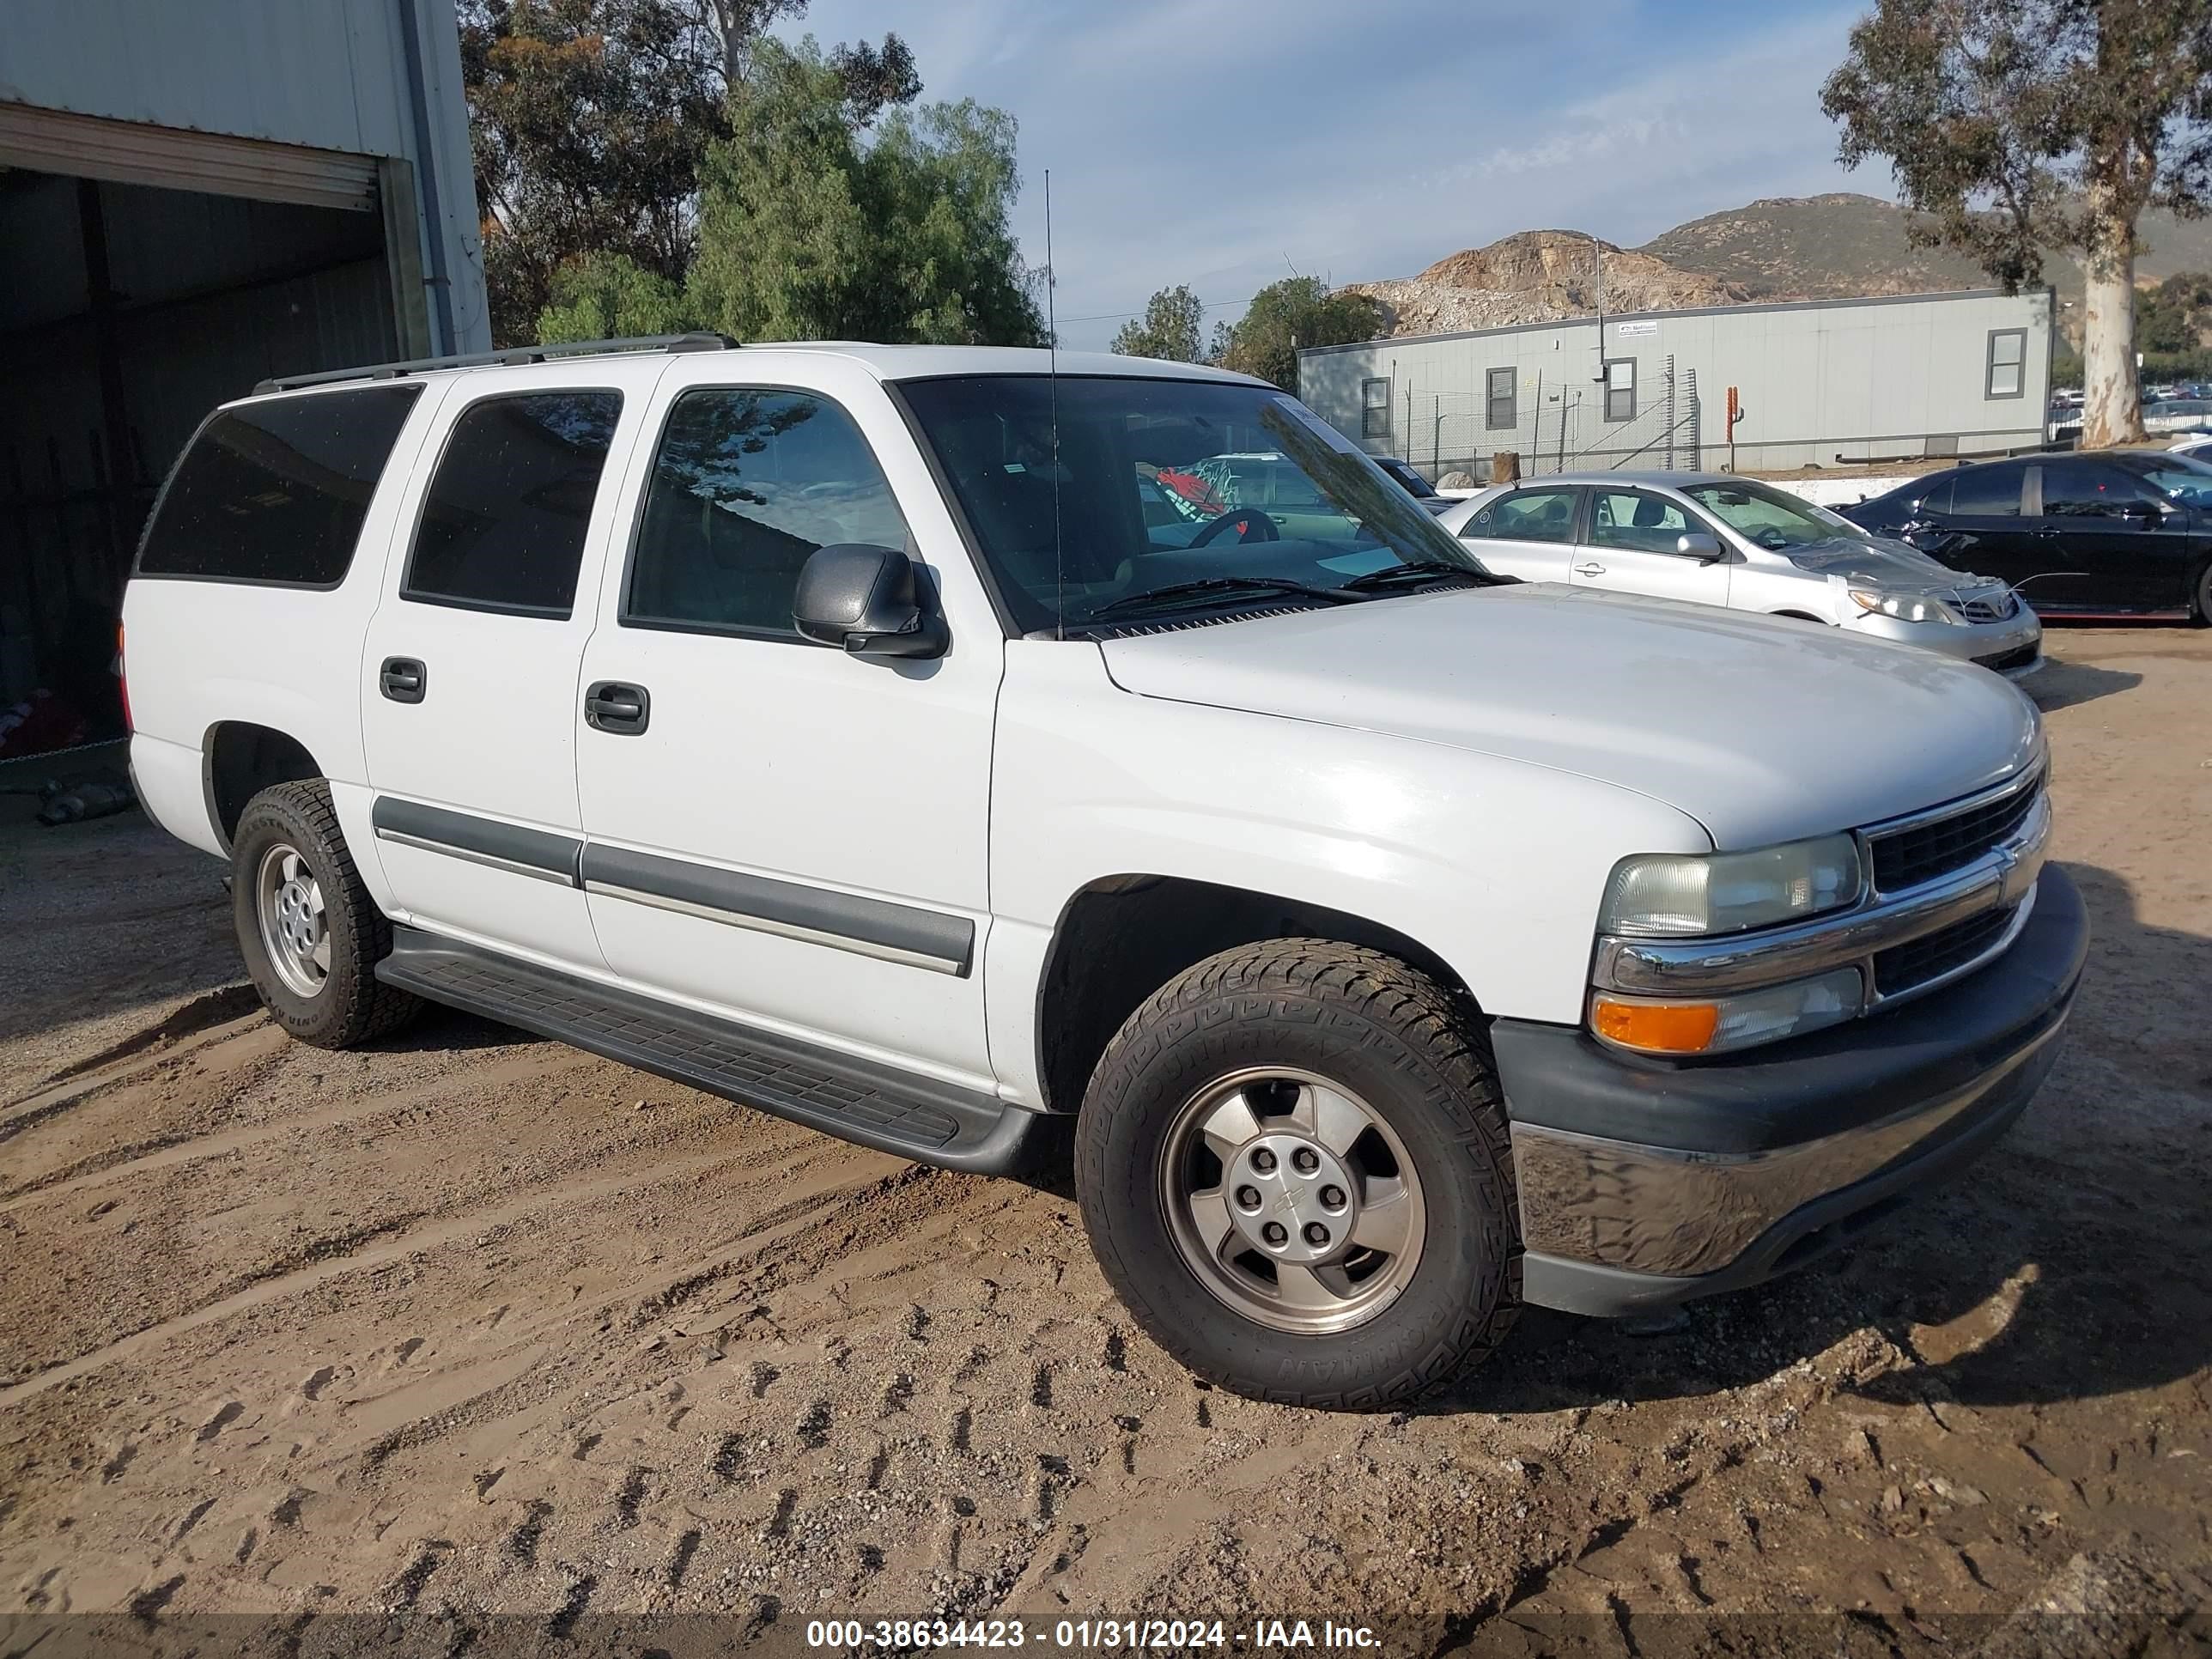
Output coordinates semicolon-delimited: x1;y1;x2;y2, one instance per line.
1959;592;2019;623
1868;770;2043;895
1872;904;2015;997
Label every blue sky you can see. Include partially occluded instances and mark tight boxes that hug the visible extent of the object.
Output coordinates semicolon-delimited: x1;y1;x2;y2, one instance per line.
776;0;1893;349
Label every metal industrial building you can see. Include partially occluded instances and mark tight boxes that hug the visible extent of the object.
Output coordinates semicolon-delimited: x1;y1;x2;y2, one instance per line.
1;0;489;743
1297;288;2055;485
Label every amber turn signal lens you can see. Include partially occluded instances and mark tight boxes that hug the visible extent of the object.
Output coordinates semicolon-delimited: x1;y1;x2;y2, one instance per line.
1591;996;1721;1054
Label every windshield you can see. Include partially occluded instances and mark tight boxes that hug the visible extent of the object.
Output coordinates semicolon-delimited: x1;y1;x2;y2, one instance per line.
898;375;1488;633
1680;479;1870;550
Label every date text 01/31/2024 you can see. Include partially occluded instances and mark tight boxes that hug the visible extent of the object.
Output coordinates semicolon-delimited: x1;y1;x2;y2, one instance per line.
804;1619;1383;1650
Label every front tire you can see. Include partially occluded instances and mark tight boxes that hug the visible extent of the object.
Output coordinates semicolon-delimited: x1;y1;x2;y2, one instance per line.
1075;940;1520;1409
2192;559;2211;626
231;779;419;1048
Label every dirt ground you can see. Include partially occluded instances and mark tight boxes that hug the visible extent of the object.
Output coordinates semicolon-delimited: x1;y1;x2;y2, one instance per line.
2;629;2209;1657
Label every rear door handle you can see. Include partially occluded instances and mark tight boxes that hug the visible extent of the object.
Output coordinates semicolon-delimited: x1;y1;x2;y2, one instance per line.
379;657;426;703
1574;562;1607;576
584;681;651;735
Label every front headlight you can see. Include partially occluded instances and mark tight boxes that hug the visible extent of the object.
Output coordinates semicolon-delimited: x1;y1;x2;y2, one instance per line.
1848;587;1962;625
1599;833;1864;937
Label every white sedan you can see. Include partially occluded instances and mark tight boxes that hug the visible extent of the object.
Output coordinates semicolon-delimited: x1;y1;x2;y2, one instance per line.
1435;471;2044;678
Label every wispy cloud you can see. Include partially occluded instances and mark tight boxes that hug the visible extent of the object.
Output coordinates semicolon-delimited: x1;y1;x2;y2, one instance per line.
784;0;1879;347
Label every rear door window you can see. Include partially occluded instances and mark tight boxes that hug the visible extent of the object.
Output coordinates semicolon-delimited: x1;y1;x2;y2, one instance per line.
136;384;423;586
1462;488;1579;543
1949;462;2026;517
403;391;623;617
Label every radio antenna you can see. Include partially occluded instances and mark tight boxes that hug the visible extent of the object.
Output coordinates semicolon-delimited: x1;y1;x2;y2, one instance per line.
1045;167;1064;641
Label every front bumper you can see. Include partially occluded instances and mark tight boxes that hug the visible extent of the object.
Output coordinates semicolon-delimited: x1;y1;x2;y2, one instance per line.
1495;863;2088;1317
1845;607;2044;678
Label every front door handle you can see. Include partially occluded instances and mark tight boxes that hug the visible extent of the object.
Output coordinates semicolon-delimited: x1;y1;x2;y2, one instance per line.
1574;562;1607;576
584;681;651;735
380;657;426;703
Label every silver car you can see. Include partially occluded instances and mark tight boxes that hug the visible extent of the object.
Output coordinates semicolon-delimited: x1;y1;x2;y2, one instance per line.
1436;472;2044;678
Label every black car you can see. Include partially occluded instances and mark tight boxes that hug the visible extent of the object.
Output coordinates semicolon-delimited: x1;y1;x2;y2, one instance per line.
1842;451;2212;620
1372;456;1455;516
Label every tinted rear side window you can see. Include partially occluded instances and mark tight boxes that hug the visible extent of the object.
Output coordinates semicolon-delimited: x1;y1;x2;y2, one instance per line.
404;391;623;617
1950;462;2025;517
136;385;423;585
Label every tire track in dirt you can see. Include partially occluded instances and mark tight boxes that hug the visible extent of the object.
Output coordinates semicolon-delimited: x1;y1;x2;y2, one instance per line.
15;984;261;1095
0;1145;765;1409
0;1002;266;1128
0;1059;629;1212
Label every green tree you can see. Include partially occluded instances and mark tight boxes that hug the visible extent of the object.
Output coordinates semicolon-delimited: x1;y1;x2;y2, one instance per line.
2136;270;2212;355
1821;1;2212;448
535;249;692;341
1212;277;1385;392
1111;285;1205;362
460;0;727;345
679;38;1044;347
461;0;919;347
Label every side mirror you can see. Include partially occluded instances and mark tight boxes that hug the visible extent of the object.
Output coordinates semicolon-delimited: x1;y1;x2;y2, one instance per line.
793;544;948;659
1675;530;1726;562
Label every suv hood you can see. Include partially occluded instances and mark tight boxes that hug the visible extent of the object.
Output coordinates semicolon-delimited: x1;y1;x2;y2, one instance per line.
1098;583;2040;848
1781;535;2006;598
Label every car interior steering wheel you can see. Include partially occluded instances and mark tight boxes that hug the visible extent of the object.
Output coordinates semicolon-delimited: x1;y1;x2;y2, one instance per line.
1188;507;1280;546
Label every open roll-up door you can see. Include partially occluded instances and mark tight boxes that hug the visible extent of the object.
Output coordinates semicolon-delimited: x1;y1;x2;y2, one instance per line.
0;101;378;213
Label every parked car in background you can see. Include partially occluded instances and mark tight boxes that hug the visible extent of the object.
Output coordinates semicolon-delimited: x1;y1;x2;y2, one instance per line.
1437;472;2043;677
2167;430;2212;462
1841;450;2212;622
1372;455;1455;515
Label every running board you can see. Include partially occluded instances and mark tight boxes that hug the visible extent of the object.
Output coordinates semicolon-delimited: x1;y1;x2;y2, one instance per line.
376;928;1042;1176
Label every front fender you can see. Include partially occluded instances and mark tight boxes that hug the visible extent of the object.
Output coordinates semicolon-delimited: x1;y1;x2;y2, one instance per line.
982;642;1710;1104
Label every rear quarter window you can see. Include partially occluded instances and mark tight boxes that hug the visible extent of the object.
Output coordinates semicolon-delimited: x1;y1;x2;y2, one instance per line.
136;384;424;586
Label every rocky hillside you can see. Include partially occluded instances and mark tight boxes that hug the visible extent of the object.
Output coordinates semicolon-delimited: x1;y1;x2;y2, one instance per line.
1352;193;2212;343
1343;230;1745;337
1638;193;1989;299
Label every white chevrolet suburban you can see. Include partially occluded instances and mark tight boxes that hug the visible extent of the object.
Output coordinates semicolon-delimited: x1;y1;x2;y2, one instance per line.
123;336;2087;1409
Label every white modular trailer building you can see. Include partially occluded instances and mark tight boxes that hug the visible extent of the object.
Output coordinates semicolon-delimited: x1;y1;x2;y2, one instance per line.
0;0;490;739
1297;288;2056;483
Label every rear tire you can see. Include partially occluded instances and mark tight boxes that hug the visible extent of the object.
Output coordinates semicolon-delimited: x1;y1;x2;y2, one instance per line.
1074;939;1519;1409
231;779;419;1048
2192;560;2211;626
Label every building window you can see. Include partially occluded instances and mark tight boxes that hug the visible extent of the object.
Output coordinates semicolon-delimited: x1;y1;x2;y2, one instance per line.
1986;329;2027;399
1602;358;1637;422
1361;377;1391;441
1486;367;1516;430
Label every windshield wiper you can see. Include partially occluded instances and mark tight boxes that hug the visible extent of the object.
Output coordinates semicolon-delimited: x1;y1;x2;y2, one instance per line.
1339;559;1499;592
1085;575;1361;621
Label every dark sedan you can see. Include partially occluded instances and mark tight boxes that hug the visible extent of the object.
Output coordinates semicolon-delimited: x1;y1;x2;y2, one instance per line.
1372;456;1456;515
1842;451;2212;621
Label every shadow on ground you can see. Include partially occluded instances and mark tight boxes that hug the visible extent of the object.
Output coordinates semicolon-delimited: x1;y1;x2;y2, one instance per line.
2023;657;2142;712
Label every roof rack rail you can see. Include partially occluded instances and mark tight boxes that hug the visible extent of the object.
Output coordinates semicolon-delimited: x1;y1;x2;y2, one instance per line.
252;332;738;394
